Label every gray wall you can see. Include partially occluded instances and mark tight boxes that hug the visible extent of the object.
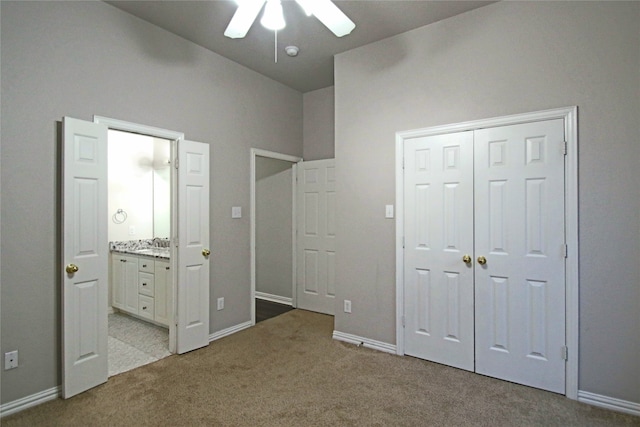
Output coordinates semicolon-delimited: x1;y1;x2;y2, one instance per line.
303;86;335;160
256;157;294;299
0;1;302;404
333;1;639;403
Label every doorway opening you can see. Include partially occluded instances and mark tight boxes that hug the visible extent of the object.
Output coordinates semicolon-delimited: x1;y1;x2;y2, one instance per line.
250;149;302;325
106;129;172;376
62;116;211;398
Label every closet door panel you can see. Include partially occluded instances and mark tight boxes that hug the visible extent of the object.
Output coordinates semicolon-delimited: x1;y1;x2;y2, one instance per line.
403;131;475;371
474;119;566;394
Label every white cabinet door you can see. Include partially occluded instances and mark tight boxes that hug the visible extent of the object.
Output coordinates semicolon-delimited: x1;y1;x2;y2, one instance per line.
62;117;108;398
123;256;139;314
111;254;125;310
403;132;475;371
154;259;171;326
474;119;566;393
177;140;210;353
296;159;336;315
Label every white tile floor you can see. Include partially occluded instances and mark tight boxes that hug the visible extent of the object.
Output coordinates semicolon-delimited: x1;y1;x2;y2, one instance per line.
108;312;171;377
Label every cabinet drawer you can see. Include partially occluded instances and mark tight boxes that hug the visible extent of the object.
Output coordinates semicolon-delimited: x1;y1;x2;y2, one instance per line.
138;295;154;320
139;258;154;274
138;272;155;297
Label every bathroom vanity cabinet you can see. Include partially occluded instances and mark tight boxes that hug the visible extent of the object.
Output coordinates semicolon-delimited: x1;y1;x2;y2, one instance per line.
111;253;171;327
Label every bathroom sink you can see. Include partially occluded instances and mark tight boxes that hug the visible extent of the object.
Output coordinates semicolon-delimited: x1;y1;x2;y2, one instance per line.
134;248;169;256
135;249;155;254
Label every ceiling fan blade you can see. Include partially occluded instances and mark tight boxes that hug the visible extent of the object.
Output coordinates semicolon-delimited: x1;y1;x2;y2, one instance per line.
309;0;355;37
224;0;266;39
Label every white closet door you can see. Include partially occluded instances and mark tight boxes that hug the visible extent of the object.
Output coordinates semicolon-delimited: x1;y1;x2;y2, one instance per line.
403;132;475;371
296;159;336;315
474;119;566;393
62;117;109;398
176;140;210;354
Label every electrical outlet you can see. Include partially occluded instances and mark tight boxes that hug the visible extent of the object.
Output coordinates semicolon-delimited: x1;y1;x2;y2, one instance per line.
217;297;224;311
344;300;352;313
231;207;242;219
4;351;18;370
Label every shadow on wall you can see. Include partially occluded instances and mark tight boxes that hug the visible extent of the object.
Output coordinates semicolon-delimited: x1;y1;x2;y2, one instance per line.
55;121;64;380
105;3;201;66
350;6;495;78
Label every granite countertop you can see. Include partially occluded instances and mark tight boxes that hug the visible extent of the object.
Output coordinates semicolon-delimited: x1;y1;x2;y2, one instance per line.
110;239;170;260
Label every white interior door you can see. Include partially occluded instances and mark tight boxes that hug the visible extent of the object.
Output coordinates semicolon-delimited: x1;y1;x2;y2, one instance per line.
62;117;109;398
296;159;336;315
403;132;475;371
177;140;210;354
401;119;566;393
474;119;566;393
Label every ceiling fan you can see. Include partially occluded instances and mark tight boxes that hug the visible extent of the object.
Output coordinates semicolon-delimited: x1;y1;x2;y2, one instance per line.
224;0;356;39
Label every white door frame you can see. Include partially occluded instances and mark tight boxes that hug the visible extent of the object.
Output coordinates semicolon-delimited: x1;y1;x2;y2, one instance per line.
395;106;579;399
250;148;302;325
94;116;183;354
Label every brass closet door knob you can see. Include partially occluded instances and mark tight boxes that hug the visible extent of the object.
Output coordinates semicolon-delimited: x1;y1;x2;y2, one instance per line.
462;255;471;264
202;249;211;257
65;264;79;274
477;256;487;265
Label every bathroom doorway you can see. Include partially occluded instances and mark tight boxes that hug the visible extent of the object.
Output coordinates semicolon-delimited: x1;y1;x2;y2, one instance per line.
107;129;172;376
62;116;211;397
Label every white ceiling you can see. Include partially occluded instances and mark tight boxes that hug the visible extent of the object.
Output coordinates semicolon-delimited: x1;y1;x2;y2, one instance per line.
107;0;495;93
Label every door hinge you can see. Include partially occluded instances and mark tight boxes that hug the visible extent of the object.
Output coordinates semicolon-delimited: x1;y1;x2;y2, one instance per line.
175;156;179;169
402;236;405;249
402;315;406;327
562;141;567;155
561;345;568;361
562;244;568;258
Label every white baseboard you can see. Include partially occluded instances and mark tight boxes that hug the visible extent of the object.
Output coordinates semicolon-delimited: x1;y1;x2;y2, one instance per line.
0;386;60;418
255;292;293;305
209;320;253;342
578;390;640;416
332;330;397;354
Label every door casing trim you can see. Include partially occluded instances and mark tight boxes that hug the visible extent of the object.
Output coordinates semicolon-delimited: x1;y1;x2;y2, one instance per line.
394;106;578;399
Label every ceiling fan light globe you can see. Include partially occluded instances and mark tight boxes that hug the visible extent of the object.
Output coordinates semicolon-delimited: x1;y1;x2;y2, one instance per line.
261;0;286;31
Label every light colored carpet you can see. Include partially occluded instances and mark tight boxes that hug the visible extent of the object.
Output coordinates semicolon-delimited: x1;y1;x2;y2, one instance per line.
3;310;638;426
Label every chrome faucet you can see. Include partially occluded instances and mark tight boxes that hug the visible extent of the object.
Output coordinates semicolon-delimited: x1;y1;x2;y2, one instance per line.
153;237;170;248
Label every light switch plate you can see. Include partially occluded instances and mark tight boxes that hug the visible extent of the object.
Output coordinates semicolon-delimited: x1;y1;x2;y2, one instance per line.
385;205;394;219
344;300;352;313
232;206;242;219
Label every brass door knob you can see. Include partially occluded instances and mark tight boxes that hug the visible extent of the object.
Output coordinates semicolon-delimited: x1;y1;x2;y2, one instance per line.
477;256;487;265
462;255;471;264
202;248;211;257
65;264;79;274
